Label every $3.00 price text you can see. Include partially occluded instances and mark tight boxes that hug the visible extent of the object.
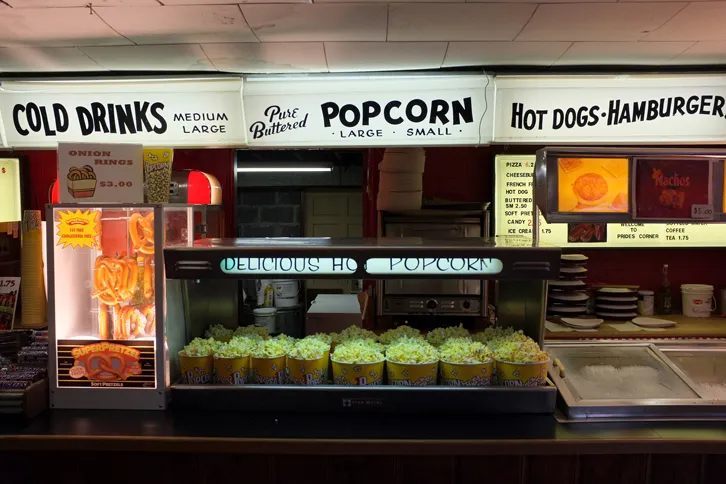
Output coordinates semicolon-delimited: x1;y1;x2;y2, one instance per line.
100;181;134;188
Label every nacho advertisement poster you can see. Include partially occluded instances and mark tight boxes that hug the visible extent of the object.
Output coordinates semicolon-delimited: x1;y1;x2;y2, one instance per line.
635;158;711;219
557;157;629;213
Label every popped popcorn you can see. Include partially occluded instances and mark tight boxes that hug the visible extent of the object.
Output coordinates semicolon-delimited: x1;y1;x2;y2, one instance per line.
251;339;288;359
205;324;234;342
181;337;219;357
332;325;378;344
213;336;257;358
275;334;298;353
438;338;493;364
386;337;439;365
493;340;549;364
234;325;269;340
473;327;529;350
425;324;470;346
378;325;423;345
288;338;330;360
332;339;384;364
304;333;333;345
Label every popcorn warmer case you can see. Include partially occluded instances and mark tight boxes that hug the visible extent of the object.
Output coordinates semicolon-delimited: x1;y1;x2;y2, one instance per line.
47;204;197;410
164;236;562;414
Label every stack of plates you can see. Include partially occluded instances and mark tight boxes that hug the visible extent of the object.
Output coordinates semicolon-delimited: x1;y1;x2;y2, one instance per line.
547;254;588;317
595;287;639;320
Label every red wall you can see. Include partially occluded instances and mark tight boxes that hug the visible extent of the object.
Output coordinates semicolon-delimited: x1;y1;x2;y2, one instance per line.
15;148;236;236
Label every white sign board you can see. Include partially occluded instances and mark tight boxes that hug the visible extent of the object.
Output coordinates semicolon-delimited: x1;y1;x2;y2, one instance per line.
0;79;246;148
366;258;503;275
494;75;726;143
58;142;143;203
0;158;21;223
243;75;494;147
221;257;357;275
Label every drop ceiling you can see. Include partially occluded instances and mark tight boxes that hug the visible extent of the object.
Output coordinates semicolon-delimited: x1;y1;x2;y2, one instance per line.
0;0;725;73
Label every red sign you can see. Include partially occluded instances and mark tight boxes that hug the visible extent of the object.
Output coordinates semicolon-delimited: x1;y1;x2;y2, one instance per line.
635;158;711;219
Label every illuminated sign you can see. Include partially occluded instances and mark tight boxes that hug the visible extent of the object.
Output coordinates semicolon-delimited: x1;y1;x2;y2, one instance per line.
220;257;357;275
0;158;21;223
366;258;503;276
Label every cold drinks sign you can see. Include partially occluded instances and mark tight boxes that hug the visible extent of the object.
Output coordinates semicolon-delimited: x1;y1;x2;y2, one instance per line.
243;75;494;147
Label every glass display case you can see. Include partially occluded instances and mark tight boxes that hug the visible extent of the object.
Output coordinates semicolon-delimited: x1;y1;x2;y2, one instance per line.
47;203;196;410
547;341;726;421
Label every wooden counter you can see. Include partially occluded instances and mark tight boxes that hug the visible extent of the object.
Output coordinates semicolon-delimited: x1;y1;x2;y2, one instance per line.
545;314;726;340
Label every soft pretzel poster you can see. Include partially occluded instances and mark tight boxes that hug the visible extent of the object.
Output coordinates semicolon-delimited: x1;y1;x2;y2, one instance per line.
58;142;143;203
57;339;155;388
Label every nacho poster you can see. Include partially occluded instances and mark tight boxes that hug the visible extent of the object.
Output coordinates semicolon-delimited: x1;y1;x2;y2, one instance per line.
635;159;711;219
557;158;629;213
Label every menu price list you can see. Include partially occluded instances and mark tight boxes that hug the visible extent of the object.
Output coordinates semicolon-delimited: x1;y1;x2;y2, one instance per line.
494;155;726;248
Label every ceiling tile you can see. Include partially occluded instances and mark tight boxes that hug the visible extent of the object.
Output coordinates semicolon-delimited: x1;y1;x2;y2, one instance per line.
242;5;387;42
667;42;726;65
80;44;215;71
554;41;693;66
325;42;447;72
443;41;571;67
517;3;687;42
162;0;308;3
0;8;131;47
202;42;328;73
645;4;726;41
388;4;536;41
0;47;103;71
6;0;156;6
94;5;258;44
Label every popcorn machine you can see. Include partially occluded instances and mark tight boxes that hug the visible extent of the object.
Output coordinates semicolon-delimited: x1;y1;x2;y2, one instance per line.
47;203;195;410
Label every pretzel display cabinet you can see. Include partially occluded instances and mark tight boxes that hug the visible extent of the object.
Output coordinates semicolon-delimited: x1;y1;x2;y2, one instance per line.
47;203;195;410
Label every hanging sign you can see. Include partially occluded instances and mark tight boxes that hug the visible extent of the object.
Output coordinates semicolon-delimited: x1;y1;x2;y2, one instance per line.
0;79;246;148
55;209;101;250
243;75;494;147
58;142;143;203
0;158;21;223
494;75;726;143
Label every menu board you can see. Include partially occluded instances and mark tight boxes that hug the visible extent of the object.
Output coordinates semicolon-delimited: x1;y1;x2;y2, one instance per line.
494;155;726;248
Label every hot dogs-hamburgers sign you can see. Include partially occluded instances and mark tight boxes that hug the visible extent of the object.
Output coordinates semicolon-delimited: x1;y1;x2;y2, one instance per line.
243;75;493;147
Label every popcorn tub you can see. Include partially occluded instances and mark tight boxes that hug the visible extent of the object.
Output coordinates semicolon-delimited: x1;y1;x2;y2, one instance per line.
286;354;328;385
386;360;438;386
439;360;493;387
178;351;213;384
495;359;549;387
214;355;250;385
250;355;286;384
332;359;384;386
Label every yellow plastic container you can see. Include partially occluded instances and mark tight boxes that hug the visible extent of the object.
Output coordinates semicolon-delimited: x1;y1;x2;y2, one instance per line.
386;359;438;386
439;360;493;387
332;359;384;386
287;354;328;385
178;351;213;384
214;355;250;385
495;359;549;387
250;355;286;384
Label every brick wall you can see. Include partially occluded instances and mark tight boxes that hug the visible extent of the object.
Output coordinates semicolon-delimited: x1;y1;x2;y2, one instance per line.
237;189;302;237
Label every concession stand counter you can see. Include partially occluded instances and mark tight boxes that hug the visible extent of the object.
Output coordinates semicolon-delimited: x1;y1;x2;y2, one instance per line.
163;236;561;414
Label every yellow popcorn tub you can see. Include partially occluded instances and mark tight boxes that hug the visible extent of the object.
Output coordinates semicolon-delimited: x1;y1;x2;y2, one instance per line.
286;355;328;385
495;359;549;387
250;355;286;384
439;360;493;387
214;355;250;385
178;351;213;384
332;359;384;386
386;360;438;386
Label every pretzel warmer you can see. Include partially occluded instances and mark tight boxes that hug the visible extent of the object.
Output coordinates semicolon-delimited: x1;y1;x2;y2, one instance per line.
47;203;193;410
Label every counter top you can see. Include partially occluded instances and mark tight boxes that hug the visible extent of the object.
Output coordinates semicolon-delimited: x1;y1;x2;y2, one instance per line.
545;314;726;340
5;410;726;455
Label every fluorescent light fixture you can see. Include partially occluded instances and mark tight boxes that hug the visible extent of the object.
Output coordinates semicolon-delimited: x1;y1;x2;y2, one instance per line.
237;166;332;173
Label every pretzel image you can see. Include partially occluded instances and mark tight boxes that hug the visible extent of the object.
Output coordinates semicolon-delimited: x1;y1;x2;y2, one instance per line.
87;353;142;382
129;212;155;256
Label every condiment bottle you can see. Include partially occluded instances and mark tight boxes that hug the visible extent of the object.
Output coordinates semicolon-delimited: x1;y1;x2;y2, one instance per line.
656;264;673;314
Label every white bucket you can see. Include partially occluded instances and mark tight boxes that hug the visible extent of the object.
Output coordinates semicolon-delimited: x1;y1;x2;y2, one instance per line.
253;307;277;332
681;284;716;317
274;280;300;308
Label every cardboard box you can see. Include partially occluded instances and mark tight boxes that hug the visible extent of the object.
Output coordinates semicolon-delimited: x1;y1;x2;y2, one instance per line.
306;292;370;335
67;178;97;199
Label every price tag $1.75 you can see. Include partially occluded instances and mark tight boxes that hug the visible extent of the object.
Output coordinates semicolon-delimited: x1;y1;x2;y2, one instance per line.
691;204;714;220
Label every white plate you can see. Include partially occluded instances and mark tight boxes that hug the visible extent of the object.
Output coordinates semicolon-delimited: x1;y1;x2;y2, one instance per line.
597;296;638;302
549;292;590;302
596;304;638;311
548;306;588;313
561;317;603;329
597;312;638;319
597;287;638;294
632;317;676;328
560;266;587;274
550;280;587;287
562;254;588;261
